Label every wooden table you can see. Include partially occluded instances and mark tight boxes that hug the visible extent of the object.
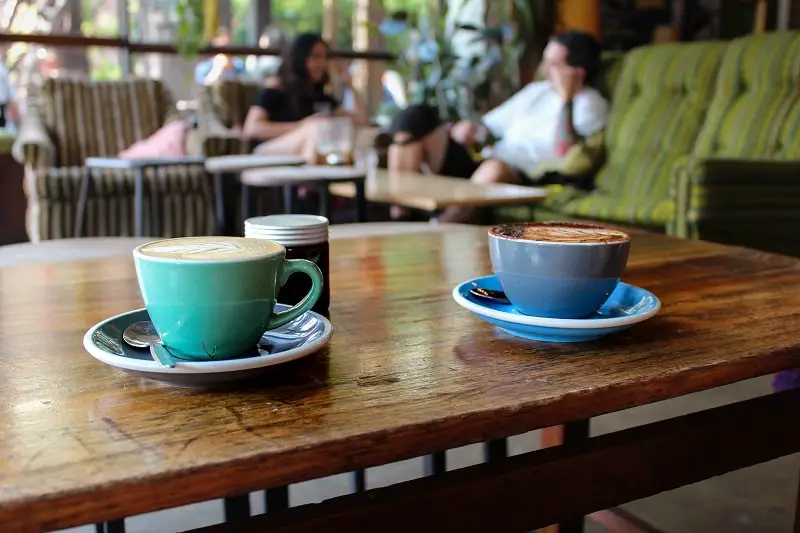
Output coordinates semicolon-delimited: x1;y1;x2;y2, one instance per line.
81;157;206;238
240;165;367;222
204;155;307;236
1;228;799;533
329;169;548;212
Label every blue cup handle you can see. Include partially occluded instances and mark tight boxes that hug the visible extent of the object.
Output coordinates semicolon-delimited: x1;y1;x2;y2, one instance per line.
270;259;324;329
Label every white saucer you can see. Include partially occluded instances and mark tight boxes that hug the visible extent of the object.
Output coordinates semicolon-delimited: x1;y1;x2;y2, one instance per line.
84;305;332;387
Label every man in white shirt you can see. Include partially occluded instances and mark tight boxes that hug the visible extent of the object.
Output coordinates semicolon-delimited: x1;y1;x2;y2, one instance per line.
386;31;608;223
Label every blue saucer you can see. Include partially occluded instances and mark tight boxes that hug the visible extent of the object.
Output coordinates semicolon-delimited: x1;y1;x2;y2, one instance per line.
452;275;660;343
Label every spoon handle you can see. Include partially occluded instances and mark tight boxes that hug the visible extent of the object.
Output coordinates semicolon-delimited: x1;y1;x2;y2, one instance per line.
150;343;177;368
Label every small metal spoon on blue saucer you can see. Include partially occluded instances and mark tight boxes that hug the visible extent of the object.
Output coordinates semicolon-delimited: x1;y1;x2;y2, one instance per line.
122;321;176;368
469;282;510;304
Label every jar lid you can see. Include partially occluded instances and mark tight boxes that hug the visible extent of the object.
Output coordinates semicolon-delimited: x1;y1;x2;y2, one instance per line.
246;215;328;230
245;215;329;246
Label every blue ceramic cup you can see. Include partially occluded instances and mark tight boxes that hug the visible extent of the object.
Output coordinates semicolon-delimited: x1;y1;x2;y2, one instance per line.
133;236;323;361
489;222;630;319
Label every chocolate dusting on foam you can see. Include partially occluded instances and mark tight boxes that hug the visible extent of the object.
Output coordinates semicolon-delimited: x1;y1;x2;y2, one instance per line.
490;222;629;244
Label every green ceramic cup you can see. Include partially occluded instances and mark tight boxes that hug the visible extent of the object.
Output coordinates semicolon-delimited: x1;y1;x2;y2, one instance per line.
133;236;323;361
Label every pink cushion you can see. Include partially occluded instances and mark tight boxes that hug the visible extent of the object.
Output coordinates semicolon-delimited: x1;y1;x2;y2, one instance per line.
118;120;187;159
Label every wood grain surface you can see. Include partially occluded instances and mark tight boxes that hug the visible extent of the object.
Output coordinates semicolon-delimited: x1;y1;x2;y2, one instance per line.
1;227;799;531
329;169;548;210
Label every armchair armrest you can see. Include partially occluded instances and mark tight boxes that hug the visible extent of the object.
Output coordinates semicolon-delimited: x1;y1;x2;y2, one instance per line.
527;130;605;180
11;99;55;169
671;157;800;238
189;91;246;157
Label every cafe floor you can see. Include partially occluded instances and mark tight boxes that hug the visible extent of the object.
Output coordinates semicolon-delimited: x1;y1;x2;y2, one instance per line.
59;375;799;533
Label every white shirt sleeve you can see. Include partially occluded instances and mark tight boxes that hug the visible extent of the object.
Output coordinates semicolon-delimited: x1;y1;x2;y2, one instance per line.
0;63;15;103
572;89;609;137
482;82;546;139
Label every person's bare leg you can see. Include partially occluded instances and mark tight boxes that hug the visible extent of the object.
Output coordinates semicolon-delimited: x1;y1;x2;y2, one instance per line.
437;159;518;224
388;125;451;173
388;125;451;219
253;122;318;164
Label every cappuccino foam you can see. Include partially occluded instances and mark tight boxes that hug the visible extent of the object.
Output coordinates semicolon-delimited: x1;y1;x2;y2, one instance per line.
491;222;629;244
137;236;281;261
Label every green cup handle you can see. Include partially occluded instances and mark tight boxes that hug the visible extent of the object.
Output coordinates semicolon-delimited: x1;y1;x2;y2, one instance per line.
270;258;324;329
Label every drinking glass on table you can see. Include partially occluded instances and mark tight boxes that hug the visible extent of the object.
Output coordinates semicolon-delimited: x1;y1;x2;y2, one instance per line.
315;117;354;166
355;147;379;183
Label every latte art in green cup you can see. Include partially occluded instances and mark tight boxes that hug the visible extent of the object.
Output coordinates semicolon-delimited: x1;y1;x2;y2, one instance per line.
133;236;324;361
137;237;276;260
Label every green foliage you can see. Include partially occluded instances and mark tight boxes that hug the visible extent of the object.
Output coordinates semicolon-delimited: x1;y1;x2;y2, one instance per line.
175;0;206;58
380;0;540;122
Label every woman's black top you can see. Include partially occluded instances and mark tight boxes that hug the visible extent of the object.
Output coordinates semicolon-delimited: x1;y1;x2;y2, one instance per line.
253;87;339;123
249;87;339;151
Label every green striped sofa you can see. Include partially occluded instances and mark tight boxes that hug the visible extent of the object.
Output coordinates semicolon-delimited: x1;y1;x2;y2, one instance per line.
511;32;800;256
11;78;236;242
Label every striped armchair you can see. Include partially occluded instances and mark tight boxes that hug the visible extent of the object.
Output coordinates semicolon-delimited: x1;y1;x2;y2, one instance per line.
12;78;229;241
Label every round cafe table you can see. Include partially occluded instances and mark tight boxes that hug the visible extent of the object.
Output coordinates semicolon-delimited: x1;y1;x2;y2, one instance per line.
0;223;470;267
204;155;307;236
240;165;368;223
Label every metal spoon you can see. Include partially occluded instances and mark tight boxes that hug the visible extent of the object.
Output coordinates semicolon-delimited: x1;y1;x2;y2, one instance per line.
122;321;176;368
469;283;511;305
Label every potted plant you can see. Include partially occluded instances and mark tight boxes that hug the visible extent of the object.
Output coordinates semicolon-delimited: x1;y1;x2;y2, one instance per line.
174;0;219;59
376;0;556;125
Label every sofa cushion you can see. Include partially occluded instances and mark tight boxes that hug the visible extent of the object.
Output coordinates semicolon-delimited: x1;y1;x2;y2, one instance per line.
694;32;800;160
118;120;188;159
559;193;675;228
595;42;728;204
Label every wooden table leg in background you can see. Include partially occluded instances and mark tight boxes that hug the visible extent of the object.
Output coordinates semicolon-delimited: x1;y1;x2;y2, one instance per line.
133;168;145;238
95;519;125;533
74;171;91;238
539;421;664;533
264;486;290;512
223;495;250;522
354;180;367;222
540;421;591;533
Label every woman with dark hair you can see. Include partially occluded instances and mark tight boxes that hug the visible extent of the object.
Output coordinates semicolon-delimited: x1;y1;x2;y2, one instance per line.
242;32;362;160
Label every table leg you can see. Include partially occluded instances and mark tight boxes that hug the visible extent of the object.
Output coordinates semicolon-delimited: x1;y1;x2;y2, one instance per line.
355;180;367;222
319;184;331;220
74;170;91;238
264;486;290;512
223;495;251;522
150;167;162;237
539;420;591;533
484;439;508;462
350;470;367;493
423;452;447;476
214;172;225;235
134;167;144;238
95;519;125;533
241;183;251;224
282;185;294;215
